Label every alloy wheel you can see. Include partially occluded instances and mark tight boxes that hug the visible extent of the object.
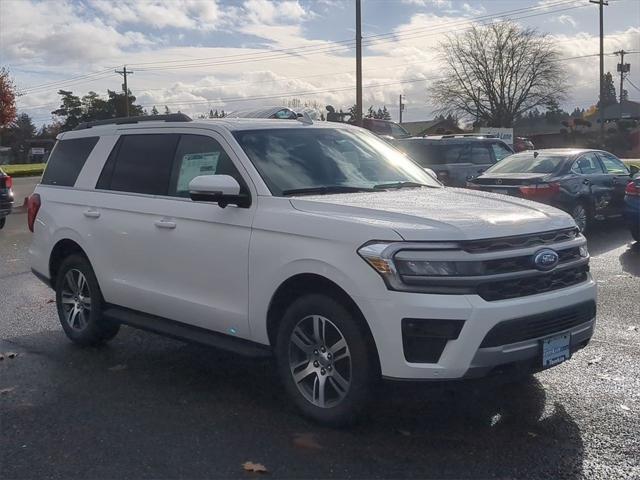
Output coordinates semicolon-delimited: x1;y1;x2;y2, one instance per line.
572;205;588;233
60;269;92;331
288;315;352;408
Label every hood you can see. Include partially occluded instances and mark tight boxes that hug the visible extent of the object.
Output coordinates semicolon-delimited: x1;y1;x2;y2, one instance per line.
290;187;574;241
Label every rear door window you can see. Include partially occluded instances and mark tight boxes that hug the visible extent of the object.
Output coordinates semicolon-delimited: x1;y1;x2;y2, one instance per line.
573;153;604;174
96;134;179;195
41;137;99;187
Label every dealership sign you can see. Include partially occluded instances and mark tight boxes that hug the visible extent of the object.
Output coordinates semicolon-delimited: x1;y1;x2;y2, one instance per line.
479;127;514;146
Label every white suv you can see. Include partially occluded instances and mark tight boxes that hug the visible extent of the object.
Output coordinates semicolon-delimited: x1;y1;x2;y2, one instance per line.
28;114;596;425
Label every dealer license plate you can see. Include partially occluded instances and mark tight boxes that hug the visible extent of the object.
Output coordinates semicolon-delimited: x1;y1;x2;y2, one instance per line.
542;333;571;368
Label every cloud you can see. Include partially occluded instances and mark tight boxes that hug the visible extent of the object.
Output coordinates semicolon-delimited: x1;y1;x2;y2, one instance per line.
556;15;577;28
243;0;308;25
462;3;486;16
402;0;453;8
0;0;153;66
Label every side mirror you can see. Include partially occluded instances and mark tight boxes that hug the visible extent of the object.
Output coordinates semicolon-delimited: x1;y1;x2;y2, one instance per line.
188;175;250;208
630;165;639;176
423;167;438;180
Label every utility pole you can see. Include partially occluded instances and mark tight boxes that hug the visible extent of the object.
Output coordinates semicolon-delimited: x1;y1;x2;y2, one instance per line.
115;66;133;117
614;49;630;104
589;0;608;137
355;0;363;127
399;94;404;123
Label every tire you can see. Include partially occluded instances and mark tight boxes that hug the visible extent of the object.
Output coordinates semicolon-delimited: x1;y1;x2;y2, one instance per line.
275;294;377;426
632;227;640;243
569;202;590;234
54;254;119;346
0;217;5;230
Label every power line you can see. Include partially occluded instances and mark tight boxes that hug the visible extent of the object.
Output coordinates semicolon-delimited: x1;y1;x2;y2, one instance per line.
16;0;595;96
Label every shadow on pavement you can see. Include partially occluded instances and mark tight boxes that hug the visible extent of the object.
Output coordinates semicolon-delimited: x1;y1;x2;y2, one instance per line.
619;241;640;277
584;220;633;257
2;327;585;479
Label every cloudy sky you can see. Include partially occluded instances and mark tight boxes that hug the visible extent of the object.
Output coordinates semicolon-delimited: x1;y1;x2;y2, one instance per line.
1;0;639;125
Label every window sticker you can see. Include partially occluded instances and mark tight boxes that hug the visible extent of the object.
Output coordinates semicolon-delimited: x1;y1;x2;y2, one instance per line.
177;151;220;191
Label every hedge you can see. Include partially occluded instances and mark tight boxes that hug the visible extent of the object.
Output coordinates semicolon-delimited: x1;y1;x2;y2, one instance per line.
1;163;46;178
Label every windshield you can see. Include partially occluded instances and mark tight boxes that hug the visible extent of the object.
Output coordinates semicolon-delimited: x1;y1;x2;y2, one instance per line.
234;128;440;196
485;152;568;174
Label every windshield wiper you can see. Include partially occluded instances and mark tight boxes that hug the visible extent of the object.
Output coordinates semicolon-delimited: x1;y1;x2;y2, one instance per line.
373;181;432;190
281;185;376;196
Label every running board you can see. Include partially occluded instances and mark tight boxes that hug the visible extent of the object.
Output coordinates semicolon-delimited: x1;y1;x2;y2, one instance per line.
103;306;272;358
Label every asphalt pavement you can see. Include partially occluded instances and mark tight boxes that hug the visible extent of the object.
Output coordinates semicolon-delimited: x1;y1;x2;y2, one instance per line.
1;202;639;479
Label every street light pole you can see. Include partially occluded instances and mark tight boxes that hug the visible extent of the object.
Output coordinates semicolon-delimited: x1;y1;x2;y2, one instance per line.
399;94;404;124
355;0;363;127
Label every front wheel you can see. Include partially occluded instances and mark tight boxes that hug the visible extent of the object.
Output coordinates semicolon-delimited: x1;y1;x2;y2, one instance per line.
55;254;120;346
275;294;377;426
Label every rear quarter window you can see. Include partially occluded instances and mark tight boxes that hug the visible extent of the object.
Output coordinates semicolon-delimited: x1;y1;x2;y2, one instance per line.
41;137;99;187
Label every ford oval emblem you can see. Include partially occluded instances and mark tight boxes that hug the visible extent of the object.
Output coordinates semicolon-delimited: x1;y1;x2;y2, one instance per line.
533;248;559;271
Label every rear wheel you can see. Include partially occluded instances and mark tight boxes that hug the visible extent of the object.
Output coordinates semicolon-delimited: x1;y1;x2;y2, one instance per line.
275;294;376;426
0;217;5;229
55;254;119;346
570;202;590;233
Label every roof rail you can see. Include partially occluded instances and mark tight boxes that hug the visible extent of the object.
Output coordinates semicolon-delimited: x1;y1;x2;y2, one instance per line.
74;113;192;130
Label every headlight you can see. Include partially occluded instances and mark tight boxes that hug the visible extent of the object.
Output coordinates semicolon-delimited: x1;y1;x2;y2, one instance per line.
357;241;476;294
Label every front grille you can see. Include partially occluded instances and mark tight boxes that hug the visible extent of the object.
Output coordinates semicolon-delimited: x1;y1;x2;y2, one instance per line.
477;265;589;301
480;300;596;347
482;247;581;275
462;228;579;253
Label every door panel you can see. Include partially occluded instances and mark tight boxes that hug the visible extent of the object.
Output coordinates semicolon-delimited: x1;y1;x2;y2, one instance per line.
597;152;631;214
87;130;255;338
572;153;611;216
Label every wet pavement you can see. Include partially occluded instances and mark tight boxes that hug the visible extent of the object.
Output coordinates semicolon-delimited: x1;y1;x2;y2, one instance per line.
1;211;639;479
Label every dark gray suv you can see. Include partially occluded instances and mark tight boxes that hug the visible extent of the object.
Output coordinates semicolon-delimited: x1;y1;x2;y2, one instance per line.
394;136;514;187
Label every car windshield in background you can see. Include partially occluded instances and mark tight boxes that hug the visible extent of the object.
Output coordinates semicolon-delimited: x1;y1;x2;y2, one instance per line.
485;152;568;174
234;128;439;196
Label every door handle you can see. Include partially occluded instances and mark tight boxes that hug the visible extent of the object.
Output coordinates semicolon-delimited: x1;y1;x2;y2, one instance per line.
154;219;176;229
83;209;100;219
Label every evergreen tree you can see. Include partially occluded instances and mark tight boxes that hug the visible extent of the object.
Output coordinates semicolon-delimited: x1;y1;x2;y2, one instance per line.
599;72;617;108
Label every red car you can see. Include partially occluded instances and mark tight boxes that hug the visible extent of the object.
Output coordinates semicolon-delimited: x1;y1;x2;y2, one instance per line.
514;137;534;152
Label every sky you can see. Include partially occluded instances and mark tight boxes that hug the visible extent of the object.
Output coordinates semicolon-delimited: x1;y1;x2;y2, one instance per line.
1;0;639;126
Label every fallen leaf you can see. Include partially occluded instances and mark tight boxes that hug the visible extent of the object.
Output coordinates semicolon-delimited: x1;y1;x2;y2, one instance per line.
620;405;631;411
5;352;18;359
397;429;411;437
108;364;127;372
0;354;4;361
293;432;323;449
627;326;638;332
242;461;268;473
0;387;15;395
527;432;538;438
46;299;55;304
587;356;602;365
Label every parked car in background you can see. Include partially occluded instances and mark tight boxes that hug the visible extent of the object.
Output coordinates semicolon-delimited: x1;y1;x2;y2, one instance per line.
467;149;636;233
29;115;596;426
0;167;14;230
514;137;535;152
359;118;411;139
393;136;514;186
624;173;640;241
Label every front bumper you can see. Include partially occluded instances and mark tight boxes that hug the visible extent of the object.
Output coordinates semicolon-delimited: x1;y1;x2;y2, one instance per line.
354;274;597;380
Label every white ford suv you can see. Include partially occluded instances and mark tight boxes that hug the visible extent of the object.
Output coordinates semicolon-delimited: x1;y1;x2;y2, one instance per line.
28;114;596;425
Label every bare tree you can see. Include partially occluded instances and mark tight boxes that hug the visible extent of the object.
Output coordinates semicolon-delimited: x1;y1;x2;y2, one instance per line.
429;22;568;127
